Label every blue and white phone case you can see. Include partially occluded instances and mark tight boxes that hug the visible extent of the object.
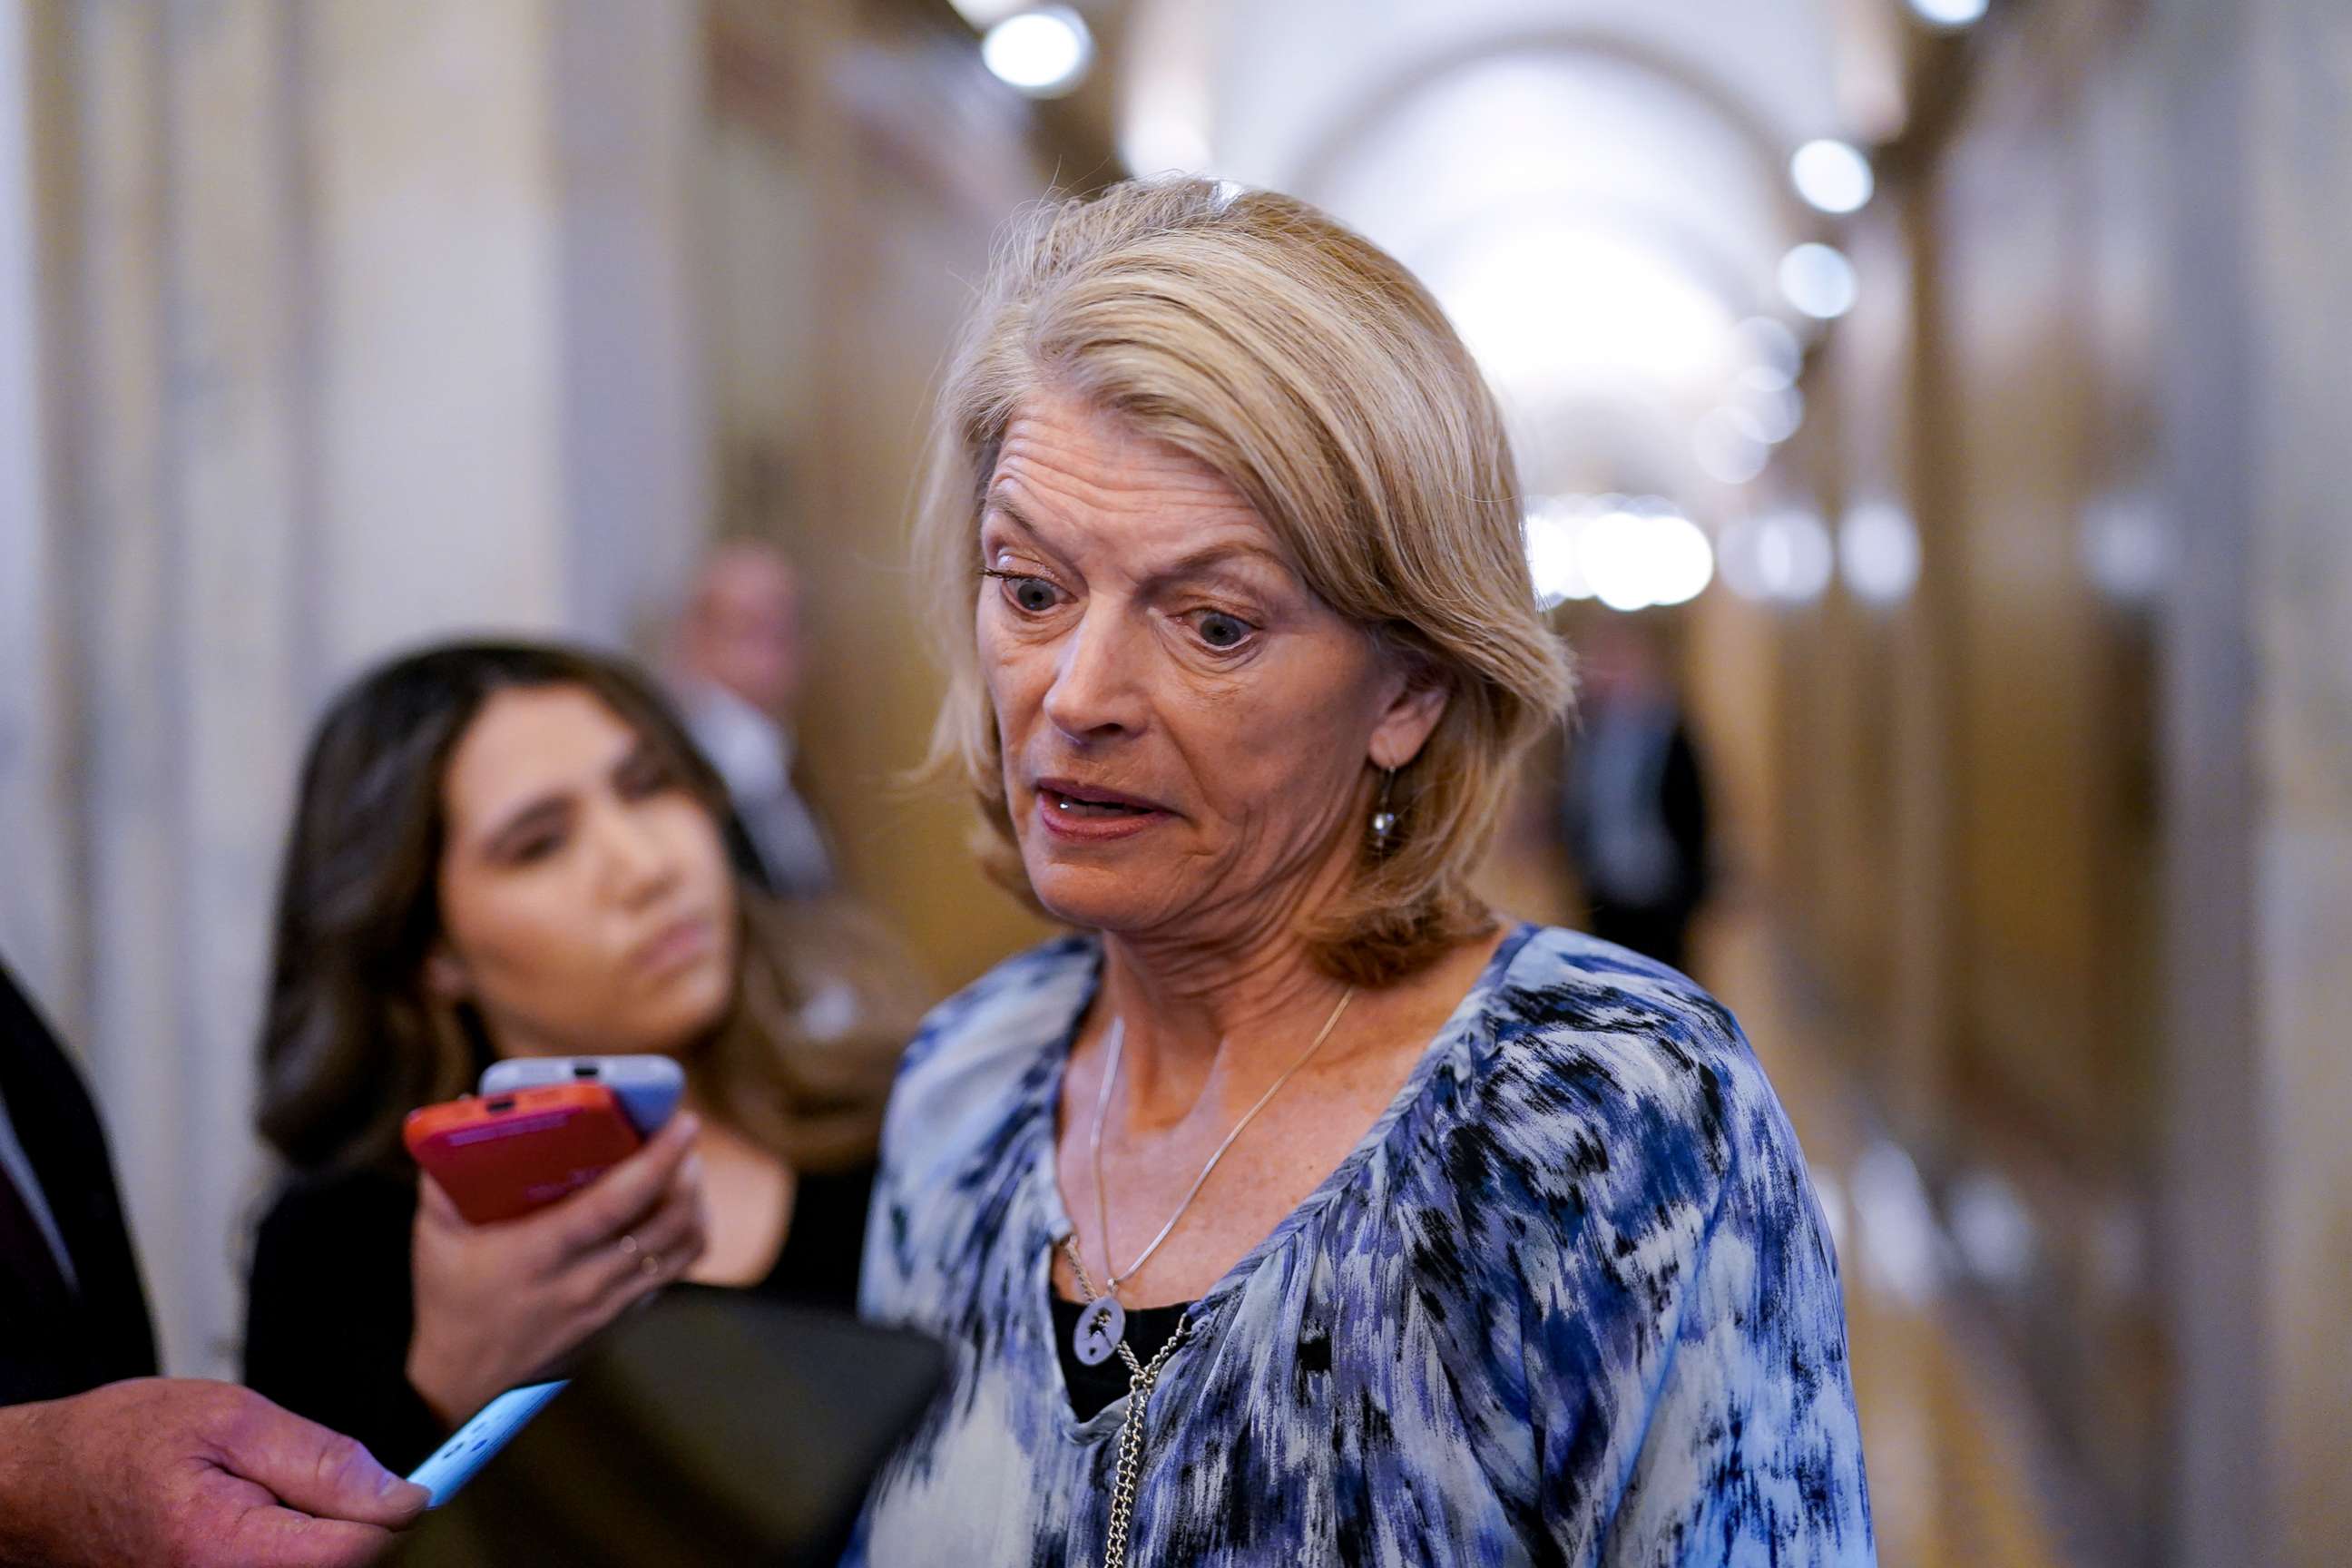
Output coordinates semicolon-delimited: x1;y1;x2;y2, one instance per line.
477;1054;684;1137
407;1380;569;1506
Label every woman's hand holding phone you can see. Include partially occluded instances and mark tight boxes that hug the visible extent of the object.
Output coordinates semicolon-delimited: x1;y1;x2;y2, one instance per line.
405;1112;709;1426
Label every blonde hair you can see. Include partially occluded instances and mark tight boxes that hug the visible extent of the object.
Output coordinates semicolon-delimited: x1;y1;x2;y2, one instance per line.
915;178;1573;986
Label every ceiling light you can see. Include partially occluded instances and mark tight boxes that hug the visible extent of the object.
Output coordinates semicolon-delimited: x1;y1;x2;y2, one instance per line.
1719;511;1834;603
949;0;1028;25
981;6;1093;98
1524;500;1592;609
1779;243;1859;320
2080;494;2171;603
1732;385;1805;446
1910;0;1992;27
1693;409;1770;485
1791;140;1876;215
1577;509;1715;612
1840;503;1921;604
1734;317;1804;389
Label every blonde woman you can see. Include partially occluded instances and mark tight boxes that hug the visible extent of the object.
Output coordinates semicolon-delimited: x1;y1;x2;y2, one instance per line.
850;180;1874;1567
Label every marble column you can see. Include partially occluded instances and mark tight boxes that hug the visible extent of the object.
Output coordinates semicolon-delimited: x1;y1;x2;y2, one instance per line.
2159;0;2352;1561
2243;0;2352;1553
5;0;707;1377
0;0;75;1020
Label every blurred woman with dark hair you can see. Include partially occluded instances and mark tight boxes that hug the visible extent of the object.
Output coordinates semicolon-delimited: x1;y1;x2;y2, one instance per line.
243;641;915;1473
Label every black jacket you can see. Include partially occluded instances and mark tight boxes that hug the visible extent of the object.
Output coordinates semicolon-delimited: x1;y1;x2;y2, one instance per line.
0;960;158;1405
246;1159;876;1472
1560;710;1713;918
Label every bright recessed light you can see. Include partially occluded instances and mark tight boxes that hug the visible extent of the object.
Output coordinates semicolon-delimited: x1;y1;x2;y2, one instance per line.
1642;514;1716;607
1756;384;1805;444
1719;511;1835;603
1734;317;1804;387
1840;503;1922;604
2080;495;2171;603
1577;510;1715;612
1910;0;1991;27
1791;140;1875;215
1693;408;1769;485
1779;243;1859;320
948;0;1029;25
981;6;1093;98
1524;501;1592;609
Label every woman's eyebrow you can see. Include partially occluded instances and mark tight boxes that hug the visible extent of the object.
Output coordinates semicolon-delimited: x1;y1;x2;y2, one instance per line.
607;738;660;779
1138;541;1293;593
979;495;1057;551
481;794;568;854
984;494;1289;591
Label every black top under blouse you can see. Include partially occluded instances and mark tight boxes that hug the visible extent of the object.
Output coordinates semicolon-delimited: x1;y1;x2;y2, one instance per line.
244;1161;874;1472
1047;1289;1193;1422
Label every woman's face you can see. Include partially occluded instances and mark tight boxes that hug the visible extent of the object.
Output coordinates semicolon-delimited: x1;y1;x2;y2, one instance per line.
977;388;1446;945
427;684;740;1058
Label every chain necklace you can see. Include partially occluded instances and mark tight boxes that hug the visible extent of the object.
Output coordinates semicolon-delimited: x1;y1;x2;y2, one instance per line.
1069;986;1357;1367
1061;1238;1188;1568
1056;986;1356;1568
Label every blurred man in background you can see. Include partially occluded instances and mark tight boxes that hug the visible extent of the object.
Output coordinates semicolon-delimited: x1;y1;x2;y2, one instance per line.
668;541;836;900
0;961;426;1567
1558;617;1714;974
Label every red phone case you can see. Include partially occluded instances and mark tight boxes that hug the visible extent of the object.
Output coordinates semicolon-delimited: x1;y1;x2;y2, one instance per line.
402;1083;643;1224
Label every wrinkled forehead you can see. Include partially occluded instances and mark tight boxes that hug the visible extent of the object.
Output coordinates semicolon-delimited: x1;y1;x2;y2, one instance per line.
984;394;1300;591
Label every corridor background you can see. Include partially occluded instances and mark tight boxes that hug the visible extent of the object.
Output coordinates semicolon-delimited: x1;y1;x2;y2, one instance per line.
0;2;2343;1563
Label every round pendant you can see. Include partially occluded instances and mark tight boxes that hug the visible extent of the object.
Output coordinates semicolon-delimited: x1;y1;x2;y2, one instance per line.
1073;1294;1126;1367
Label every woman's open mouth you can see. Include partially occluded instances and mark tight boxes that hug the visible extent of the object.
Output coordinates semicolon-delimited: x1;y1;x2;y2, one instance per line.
1034;779;1171;841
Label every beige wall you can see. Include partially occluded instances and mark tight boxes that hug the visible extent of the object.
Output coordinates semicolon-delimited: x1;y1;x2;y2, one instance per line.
2;0;1079;1379
700;0;1062;994
1749;0;2352;1560
4;0;707;1377
2237;0;2352;1552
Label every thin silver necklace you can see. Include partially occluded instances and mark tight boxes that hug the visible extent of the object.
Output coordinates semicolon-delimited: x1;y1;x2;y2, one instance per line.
1065;985;1356;1370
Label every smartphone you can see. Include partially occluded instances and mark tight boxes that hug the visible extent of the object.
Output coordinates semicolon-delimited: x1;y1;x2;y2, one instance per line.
407;1380;570;1507
477;1054;684;1138
402;1083;642;1225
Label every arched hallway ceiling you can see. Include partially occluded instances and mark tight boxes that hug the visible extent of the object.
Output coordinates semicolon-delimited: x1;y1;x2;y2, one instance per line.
1119;0;1905;506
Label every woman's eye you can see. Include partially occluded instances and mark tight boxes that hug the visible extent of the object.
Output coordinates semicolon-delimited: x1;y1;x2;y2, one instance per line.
986;570;1061;614
508;831;564;865
617;757;676;799
1193;612;1253;651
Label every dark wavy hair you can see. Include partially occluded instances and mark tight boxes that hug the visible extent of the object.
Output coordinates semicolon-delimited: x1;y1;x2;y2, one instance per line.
256;639;911;1175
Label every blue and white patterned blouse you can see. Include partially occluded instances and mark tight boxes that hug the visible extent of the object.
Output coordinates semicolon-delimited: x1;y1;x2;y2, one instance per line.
851;923;1875;1566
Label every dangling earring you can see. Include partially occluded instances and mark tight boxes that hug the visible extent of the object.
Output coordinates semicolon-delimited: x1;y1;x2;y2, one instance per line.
1368;766;1399;852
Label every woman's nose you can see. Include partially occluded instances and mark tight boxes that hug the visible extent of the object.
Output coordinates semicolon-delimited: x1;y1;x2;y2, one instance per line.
594;806;678;902
1039;608;1144;741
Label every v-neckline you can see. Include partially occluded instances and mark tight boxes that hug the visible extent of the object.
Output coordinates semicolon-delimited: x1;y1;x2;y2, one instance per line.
1023;923;1537;1436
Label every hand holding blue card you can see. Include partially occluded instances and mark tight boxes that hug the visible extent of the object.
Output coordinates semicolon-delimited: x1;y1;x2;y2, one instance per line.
407;1381;570;1506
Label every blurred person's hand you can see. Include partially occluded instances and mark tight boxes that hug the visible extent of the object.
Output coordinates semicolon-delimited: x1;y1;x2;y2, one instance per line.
0;1377;426;1567
406;1111;707;1423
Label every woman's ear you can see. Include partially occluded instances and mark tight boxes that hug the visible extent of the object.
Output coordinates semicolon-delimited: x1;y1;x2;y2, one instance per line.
1367;666;1451;772
423;944;470;1004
